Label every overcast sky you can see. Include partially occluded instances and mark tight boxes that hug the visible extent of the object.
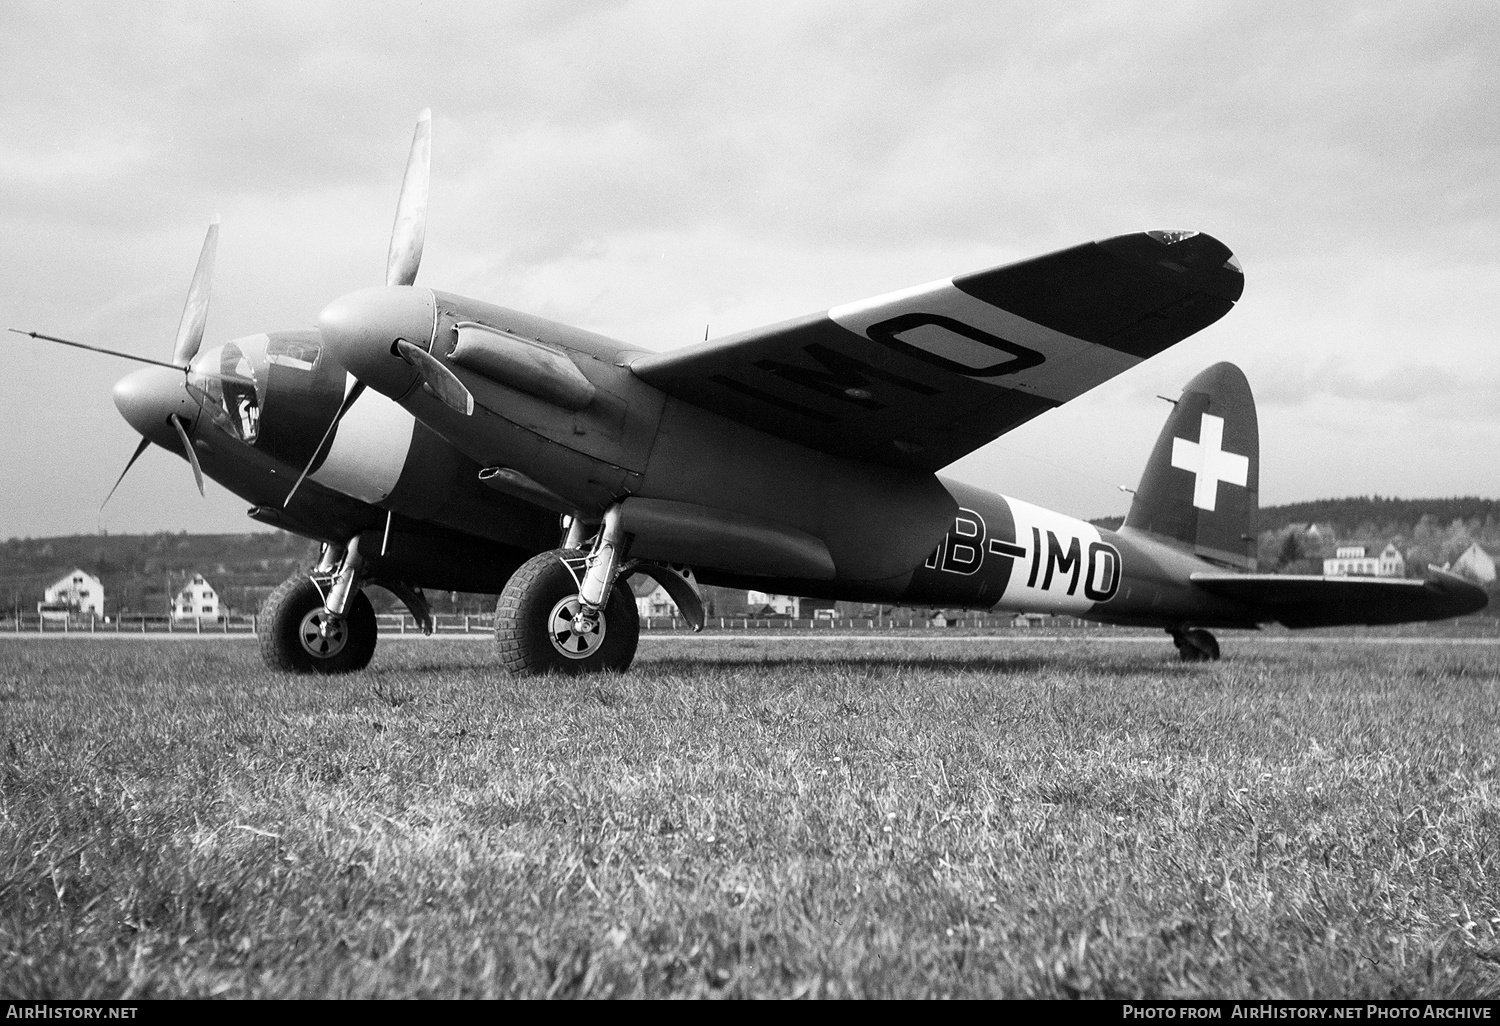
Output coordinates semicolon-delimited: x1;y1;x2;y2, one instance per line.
2;0;1496;540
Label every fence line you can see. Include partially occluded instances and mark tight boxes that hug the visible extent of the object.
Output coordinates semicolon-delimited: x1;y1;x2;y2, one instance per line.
9;613;258;635
4;610;1106;636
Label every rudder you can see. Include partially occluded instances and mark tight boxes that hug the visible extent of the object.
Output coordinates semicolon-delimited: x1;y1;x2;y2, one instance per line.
1124;362;1258;569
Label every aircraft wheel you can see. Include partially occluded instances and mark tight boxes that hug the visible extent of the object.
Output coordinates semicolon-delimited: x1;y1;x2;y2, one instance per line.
1172;628;1220;662
494;549;640;676
259;575;377;674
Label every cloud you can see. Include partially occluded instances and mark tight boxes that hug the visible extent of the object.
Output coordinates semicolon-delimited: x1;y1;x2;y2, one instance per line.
2;0;1497;537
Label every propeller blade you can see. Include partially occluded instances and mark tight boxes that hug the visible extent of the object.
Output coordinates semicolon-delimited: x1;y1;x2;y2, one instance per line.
386;109;431;287
101;435;152;510
283;379;366;508
396;339;473;415
169;414;205;496
172;217;219;365
9;328;185;371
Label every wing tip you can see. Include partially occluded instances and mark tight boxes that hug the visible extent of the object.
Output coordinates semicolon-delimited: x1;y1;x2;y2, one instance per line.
1099;230;1244;304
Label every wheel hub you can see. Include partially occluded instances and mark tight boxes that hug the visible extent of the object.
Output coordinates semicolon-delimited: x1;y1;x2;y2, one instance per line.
298;607;349;658
547;596;606;659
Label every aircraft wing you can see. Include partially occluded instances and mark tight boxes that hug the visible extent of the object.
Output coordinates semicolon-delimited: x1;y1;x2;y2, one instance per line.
630;231;1243;471
1190;568;1488;628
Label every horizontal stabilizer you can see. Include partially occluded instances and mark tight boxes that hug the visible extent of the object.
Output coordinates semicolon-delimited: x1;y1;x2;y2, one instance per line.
1190;568;1488;628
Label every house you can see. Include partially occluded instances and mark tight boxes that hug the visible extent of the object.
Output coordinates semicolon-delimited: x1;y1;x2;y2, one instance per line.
40;569;104;618
1324;545;1377;576
747;592;800;618
1377;543;1406;577
632;579;679;618
1324;544;1405;578
172;574;223;621
1453;543;1496;584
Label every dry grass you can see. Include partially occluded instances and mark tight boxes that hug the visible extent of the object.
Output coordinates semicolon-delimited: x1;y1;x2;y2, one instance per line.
1;633;1498;998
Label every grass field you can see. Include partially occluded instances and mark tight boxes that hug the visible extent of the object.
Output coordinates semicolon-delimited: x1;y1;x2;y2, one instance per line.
2;632;1498;998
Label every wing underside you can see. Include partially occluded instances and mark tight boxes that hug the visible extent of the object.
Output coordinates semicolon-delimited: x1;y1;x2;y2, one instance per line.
631;231;1243;471
1190;570;1488;628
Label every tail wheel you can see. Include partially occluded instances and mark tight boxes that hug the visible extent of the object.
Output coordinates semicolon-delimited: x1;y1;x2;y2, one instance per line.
494;549;640;676
259;575;377;673
1172;627;1220;662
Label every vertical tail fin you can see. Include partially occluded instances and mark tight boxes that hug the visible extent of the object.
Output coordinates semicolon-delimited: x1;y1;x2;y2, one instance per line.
1124;361;1259;569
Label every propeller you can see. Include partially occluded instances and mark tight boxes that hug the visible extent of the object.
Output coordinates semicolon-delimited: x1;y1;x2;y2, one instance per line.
397;339;473;415
107;217;217;501
173;215;219;365
101;436;152;509
12;217;221;507
387;108;431;288
282;380;366;508
284;110;440;508
383;114;469;417
169;413;206;496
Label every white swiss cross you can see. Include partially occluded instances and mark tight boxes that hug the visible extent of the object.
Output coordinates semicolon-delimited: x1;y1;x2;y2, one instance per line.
1171;412;1249;512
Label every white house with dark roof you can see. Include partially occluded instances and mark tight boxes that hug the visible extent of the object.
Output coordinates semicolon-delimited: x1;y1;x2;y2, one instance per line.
173;574;223;621
41;568;104;617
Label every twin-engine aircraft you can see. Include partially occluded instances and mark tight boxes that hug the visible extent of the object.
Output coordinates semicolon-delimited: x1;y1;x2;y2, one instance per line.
15;111;1485;673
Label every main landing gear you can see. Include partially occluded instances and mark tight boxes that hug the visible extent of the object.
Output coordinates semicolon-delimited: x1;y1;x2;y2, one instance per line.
493;505;705;676
492;548;641;675
1170;627;1220;662
494;506;642;676
259;536;433;674
260;574;377;673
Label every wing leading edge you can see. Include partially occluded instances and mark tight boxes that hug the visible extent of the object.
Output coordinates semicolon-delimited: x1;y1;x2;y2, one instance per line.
1190;568;1488;628
630;231;1243;472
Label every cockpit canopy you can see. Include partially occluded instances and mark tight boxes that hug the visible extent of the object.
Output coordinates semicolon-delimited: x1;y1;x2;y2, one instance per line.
187;336;270;443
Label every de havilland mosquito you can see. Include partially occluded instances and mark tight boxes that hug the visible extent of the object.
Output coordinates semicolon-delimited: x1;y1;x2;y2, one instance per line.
13;111;1485;673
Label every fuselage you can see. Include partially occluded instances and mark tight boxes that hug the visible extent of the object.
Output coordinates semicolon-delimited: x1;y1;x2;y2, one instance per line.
297;285;1264;627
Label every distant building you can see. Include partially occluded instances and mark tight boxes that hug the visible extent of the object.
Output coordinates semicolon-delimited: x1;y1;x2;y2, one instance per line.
632;579;678;618
173;574;222;620
1453;543;1496;583
40;569;104;618
1323;543;1405;578
747;592;800;617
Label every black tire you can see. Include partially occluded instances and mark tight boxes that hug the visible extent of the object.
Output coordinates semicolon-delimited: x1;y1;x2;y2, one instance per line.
1173;628;1220;662
494;549;640;676
259;575;377;674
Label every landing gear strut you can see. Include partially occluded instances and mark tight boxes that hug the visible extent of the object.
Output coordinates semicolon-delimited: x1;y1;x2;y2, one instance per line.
259;539;378;673
1170;627;1220;662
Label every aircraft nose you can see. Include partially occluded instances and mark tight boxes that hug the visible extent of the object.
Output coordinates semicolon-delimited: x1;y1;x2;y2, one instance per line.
112;365;199;447
318;285;436;399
